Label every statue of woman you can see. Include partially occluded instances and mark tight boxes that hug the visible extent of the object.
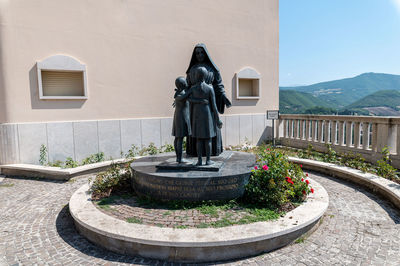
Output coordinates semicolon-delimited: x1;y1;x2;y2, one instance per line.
185;43;231;157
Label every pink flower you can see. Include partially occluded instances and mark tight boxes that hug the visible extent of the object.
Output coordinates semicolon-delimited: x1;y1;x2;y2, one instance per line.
254;166;258;170
267;148;270;151
262;165;269;171
300;164;303;168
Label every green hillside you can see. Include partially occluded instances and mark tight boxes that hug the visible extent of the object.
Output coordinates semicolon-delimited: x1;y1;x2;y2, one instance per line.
346;90;400;109
279;90;334;114
280;73;400;108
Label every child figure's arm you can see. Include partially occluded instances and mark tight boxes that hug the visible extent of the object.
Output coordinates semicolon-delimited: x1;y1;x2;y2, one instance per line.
175;87;192;101
209;86;223;128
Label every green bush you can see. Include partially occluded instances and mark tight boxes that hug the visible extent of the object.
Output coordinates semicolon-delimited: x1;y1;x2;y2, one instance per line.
243;147;311;209
339;152;370;173
39;144;48;166
161;143;175;153
89;162;132;198
81;152;105;165
375;146;399;181
48;160;63;168
323;144;338;163
125;144;139;159
64;157;79;168
138;142;159;156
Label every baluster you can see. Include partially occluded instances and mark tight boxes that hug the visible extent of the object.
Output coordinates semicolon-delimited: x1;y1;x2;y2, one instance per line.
283;119;287;138
331;121;337;145
353;122;360;148
324;120;329;144
346;121;352;147
371;123;378;152
338;121;344;146
317;120;323;142
362;122;369;150
305;120;310;140
311;120;317;141
288;119;293;139
293;120;298;139
299;120;304;140
396;124;400;155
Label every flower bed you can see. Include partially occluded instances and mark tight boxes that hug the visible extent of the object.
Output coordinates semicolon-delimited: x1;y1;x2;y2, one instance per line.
90;146;313;216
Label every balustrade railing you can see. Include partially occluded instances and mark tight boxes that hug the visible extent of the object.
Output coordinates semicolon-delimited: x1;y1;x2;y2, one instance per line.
278;114;400;168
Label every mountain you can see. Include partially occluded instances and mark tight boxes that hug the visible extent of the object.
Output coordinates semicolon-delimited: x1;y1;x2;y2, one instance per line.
346;90;400;109
279;90;334;114
343;90;400;116
280;73;400;108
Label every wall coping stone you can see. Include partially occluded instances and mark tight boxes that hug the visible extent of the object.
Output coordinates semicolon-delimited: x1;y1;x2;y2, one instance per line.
288;157;400;209
69;178;328;262
0;158;140;180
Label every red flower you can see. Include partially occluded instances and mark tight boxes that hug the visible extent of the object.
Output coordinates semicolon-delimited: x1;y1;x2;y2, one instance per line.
306;180;310;185
285;177;294;184
300;164;303;168
267;148;270;151
302;190;306;195
262;165;269;171
254;166;258;170
301;178;304;182
311;188;314;193
306;173;309;177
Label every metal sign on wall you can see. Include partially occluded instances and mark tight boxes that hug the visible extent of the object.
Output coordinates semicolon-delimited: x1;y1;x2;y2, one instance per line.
266;110;279;120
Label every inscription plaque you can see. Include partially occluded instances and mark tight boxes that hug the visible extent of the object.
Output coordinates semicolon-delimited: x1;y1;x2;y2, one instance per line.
131;151;255;201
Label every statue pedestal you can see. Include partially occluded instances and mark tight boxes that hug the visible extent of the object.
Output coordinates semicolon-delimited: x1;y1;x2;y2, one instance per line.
131;151;255;201
155;152;231;171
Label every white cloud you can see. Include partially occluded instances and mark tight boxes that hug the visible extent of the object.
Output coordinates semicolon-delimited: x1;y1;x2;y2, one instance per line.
392;0;400;14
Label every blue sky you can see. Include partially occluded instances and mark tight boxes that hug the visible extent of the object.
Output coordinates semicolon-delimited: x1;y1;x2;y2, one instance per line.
280;0;400;86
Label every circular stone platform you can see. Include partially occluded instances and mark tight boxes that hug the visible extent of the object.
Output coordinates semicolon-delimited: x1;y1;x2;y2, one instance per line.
69;178;329;263
130;151;255;201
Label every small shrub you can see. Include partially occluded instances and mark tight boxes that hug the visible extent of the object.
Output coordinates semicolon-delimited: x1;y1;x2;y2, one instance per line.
242;147;311;209
138;142;159;156
125;144;139;159
375;146;399;181
82;152;105;165
161;143;175;153
63;157;79;168
39;144;48;166
323;144;338;163
48;160;63;168
89;162;132;199
339;152;370;172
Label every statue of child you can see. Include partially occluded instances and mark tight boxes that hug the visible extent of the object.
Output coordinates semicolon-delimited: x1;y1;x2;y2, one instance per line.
172;77;192;163
190;67;223;166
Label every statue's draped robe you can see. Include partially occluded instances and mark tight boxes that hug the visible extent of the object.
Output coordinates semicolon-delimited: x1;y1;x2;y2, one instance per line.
185;44;230;156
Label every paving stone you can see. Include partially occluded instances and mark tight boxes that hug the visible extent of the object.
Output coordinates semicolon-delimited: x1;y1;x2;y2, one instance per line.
0;171;400;265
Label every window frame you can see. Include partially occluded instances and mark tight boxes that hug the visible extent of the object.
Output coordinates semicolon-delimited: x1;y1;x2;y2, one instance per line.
37;55;88;100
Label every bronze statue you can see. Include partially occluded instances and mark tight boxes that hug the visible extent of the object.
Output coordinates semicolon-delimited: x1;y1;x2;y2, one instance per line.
189;67;222;165
185;43;231;157
172;77;191;163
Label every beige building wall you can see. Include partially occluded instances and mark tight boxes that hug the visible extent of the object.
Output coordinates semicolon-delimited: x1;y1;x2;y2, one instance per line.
0;0;278;124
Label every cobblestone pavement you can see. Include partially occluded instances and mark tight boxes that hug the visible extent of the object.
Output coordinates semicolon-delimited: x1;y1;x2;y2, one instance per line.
94;195;275;229
0;171;400;265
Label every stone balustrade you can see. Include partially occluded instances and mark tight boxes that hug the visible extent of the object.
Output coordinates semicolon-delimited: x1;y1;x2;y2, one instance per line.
278;114;400;168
